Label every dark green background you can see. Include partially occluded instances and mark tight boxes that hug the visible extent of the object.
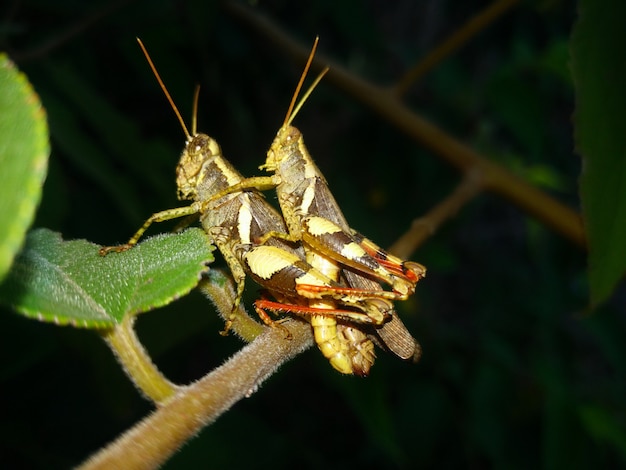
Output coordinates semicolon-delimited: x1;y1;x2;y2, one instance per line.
1;0;624;468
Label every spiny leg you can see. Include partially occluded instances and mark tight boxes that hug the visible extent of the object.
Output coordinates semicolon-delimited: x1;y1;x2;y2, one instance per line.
254;299;386;326
253;304;293;340
99;204;200;255
212;233;249;336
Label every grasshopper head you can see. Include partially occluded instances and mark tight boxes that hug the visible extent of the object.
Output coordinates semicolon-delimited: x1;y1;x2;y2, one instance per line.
176;133;221;201
262;125;302;172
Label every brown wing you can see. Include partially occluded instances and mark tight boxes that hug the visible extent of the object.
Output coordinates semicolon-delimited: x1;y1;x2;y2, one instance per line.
305;178;421;361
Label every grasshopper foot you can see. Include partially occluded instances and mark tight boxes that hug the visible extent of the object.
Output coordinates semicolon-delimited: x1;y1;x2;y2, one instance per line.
98;244;133;256
219;319;233;336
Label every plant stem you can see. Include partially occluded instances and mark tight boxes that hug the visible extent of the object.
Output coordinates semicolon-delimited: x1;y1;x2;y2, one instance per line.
198;269;265;342
101;314;178;403
79;320;313;470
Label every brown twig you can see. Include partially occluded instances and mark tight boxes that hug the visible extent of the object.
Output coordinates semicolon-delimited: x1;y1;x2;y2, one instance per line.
389;170;485;258
78;320;313;470
224;1;585;249
392;0;520;97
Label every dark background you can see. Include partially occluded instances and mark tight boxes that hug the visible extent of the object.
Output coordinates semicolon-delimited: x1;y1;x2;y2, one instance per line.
1;0;624;468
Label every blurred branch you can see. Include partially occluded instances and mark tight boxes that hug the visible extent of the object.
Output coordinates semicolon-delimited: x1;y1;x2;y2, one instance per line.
393;0;519;97
390;170;484;258
10;0;134;62
224;1;586;249
79;319;313;470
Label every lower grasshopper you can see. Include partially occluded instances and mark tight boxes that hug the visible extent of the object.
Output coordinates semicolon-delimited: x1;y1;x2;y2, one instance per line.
100;39;415;375
206;38;425;361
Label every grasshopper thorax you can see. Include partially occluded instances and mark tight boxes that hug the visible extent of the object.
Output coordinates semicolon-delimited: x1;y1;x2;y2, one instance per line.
176;133;222;201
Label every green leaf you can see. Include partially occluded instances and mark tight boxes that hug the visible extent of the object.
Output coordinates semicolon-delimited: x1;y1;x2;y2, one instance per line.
0;228;214;328
572;0;626;306
0;54;50;283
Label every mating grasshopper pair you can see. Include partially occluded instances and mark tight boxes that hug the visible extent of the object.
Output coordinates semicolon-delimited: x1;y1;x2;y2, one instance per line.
101;39;425;376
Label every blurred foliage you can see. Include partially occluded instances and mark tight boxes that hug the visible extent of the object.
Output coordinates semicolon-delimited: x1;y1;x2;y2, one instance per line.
0;53;49;283
0;0;624;468
572;0;626;306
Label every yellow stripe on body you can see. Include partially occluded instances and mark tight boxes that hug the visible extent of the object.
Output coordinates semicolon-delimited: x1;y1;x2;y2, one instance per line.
296;271;330;288
244;245;300;280
300;180;316;215
340;241;369;261
305;216;342;236
237;197;253;244
301;140;318;179
213;154;243;188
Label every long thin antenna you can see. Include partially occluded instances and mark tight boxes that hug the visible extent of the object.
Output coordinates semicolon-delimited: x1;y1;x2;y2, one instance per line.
288;67;329;126
192;85;200;136
136;38;192;141
283;36;320;126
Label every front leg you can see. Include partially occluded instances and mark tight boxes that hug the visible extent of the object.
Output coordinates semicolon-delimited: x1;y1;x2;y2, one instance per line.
99;204;201;255
199;175;280;214
210;227;249;335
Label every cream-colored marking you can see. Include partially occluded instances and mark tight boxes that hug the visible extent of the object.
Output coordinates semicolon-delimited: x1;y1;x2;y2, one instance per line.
309;299;336;310
297;271;329;288
245;246;299;280
307;250;340;281
213;155;242;187
205;138;220;156
237;197;253;244
301;143;318;179
300;180;316;215
306;216;342;236
340;241;368;261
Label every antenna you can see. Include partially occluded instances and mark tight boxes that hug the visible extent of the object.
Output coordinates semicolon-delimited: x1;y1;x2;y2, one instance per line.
289;67;329;126
136;38;192;141
283;36;330;127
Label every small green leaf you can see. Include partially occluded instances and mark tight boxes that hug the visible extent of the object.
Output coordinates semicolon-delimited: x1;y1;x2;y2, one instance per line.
0;228;214;328
0;54;50;283
572;0;626;306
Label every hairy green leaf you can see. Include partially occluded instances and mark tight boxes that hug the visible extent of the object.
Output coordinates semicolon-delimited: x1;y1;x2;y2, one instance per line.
0;228;213;328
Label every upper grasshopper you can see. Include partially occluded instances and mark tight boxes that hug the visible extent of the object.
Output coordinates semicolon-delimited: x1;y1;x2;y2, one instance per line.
207;38;426;361
100;39;418;375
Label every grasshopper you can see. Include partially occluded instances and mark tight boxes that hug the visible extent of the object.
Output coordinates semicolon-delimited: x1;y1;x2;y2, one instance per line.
100;39;415;375
207;38;425;361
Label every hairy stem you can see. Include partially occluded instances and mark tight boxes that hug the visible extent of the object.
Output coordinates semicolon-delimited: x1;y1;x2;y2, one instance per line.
199;269;265;342
79;320;313;470
101;315;178;404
